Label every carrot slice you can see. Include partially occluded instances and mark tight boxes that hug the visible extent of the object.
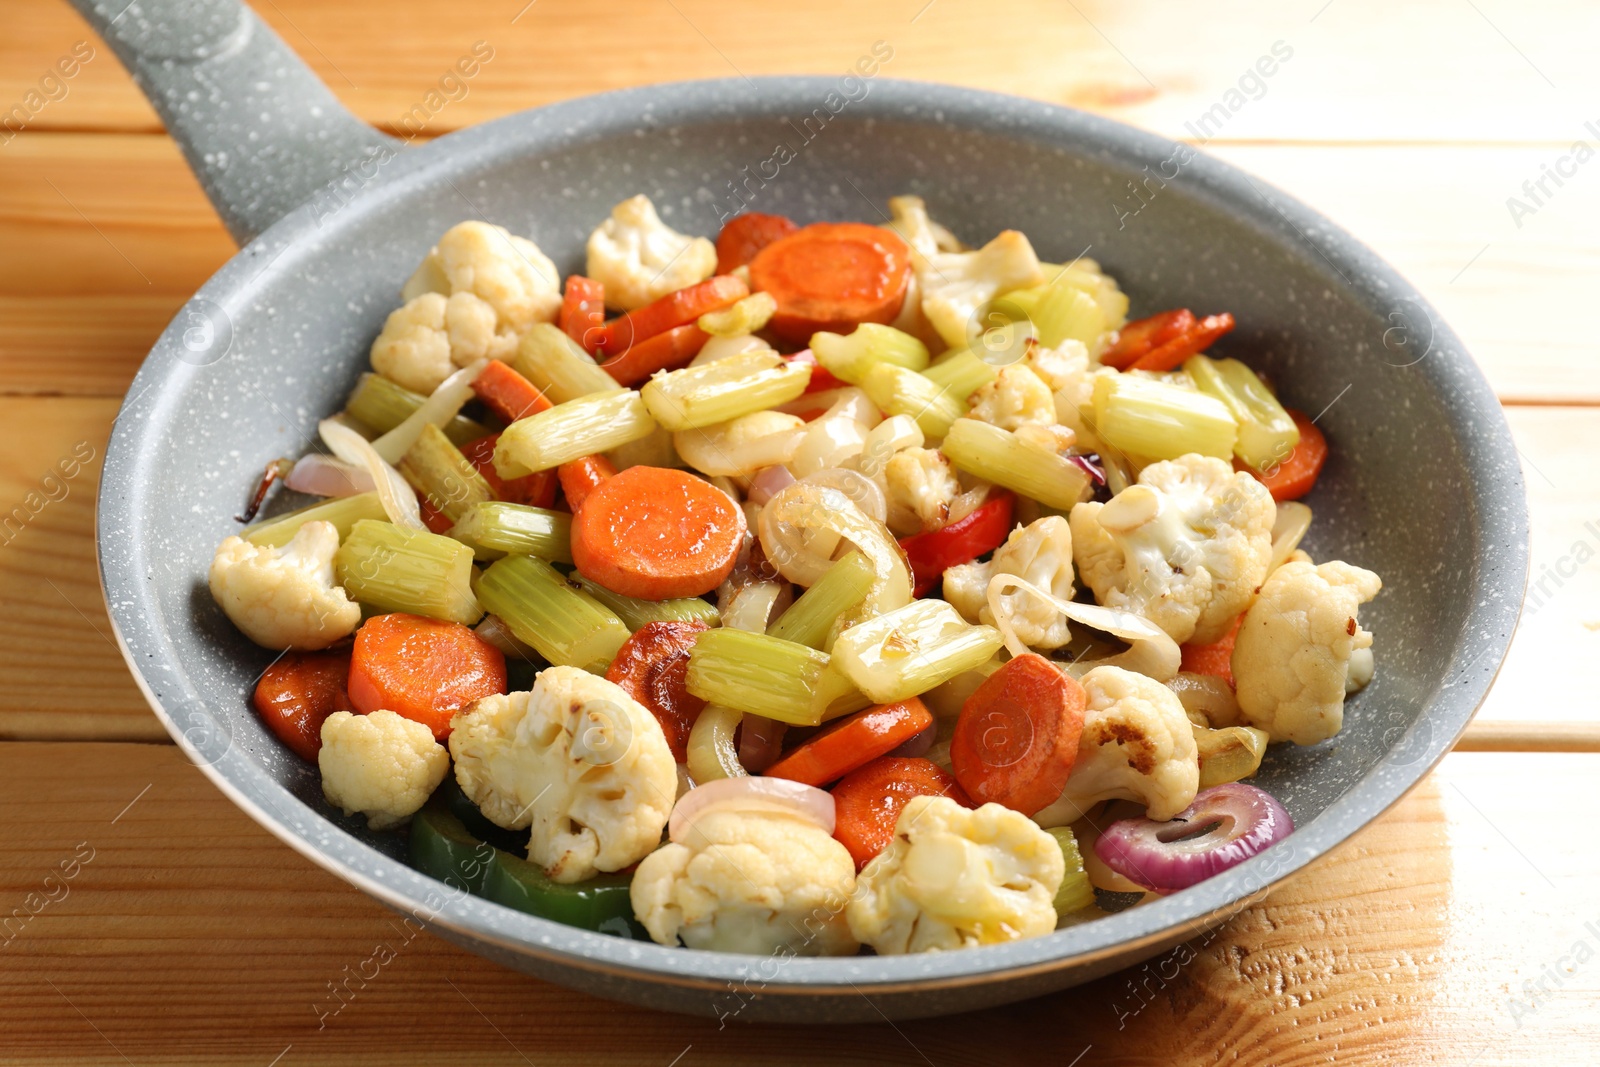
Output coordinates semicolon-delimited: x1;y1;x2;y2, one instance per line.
570;465;747;599
764;699;934;787
950;653;1086;814
1238;408;1328;501
559;275;607;351
472;359;553;423
347;613;507;740
715;211;800;274
1128;312;1236;372
461;434;558;508
593;275;748;357
1180;613;1243;688
252;650;355;762
747;222;913;345
599;324;710;387
830;757;971;871
604;620;709;762
1100;309;1196;370
558;454;617;513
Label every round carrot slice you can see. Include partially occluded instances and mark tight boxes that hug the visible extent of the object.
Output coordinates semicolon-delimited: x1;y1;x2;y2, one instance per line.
347;613;507;740
1238;408;1328;502
570;465;747;599
831;756;971;871
715;211;800;274
252;649;355;762
605;620;708;762
950;653;1086;815
764;698;933;787
1179;613;1243;688
747;222;912;345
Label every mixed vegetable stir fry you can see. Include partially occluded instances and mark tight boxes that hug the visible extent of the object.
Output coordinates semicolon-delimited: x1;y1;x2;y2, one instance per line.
210;193;1382;957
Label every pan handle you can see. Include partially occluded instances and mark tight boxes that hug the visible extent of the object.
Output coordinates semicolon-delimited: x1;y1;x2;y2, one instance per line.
67;0;403;244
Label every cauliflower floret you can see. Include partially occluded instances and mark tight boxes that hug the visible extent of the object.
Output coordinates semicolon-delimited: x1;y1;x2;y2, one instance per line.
401;220;561;336
884;447;961;536
919;230;1046;349
1232;559;1383;745
208;520;359;650
847;796;1063;954
1070;455;1275;646
967;364;1056;430
1023;340;1117;448
318;710;450;830
449;667;676;882
630;811;858;955
586;195;717;311
1033;665;1199;827
943;516;1075;649
370;290;517;393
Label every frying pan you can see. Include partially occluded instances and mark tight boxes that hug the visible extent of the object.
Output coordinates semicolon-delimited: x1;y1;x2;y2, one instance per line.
78;0;1528;1022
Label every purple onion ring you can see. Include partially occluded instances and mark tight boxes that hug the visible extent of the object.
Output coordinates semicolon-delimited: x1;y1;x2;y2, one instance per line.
1093;783;1293;894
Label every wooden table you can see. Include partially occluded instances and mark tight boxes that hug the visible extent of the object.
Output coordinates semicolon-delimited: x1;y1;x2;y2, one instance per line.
3;1;1597;1062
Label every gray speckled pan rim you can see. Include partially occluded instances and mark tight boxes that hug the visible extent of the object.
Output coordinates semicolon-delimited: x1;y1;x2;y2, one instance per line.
97;76;1529;998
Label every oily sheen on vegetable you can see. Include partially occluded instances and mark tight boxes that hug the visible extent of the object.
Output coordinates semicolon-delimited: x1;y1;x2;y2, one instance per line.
210;193;1384;960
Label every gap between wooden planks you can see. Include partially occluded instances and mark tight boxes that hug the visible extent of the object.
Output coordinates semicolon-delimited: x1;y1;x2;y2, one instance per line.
0;742;1593;1065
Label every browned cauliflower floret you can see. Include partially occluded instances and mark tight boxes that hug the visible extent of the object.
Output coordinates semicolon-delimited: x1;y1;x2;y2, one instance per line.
884;447;961;536
943;516;1075;649
966;363;1056;430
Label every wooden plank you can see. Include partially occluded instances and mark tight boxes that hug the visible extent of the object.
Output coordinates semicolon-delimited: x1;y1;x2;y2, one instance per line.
0;742;1593;1063
3;134;1599;401
0;399;1592;742
1458;721;1600;751
5;0;1599;143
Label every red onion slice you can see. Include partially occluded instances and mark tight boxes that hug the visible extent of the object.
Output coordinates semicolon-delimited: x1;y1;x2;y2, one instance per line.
669;776;835;844
745;464;797;506
887;720;937;759
737;714;788;773
1093;783;1293;894
285;453;374;498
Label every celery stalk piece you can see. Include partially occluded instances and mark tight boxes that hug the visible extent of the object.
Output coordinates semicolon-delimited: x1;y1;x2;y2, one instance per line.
1043;826;1097;917
573;575;721;630
334;518;483;624
343;373;491;444
810;324;930;385
685;628;840;726
686;704;746;782
605;425;684;471
475;555;630;671
698;292;777;337
513;323;623;404
1030;284;1103;349
830;599;1004;704
940;418;1093;509
1184;355;1300;472
399;423;494;523
1037;262;1130;333
921;347;1000;403
1091;373;1237;461
447;502;573;563
860;363;965;440
766;550;875;650
493;390;656;477
245;491;389;547
641;351;811;431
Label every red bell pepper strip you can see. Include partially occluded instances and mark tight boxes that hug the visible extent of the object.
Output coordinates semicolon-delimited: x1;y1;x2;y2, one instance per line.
897;493;1015;598
592;275;748;357
1127;312;1235;372
1100;309;1196;370
558;275;607;352
783;349;847;394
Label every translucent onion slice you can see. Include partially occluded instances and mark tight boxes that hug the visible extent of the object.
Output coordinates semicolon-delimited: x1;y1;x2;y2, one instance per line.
285;453;373;497
721;580;788;632
1269;500;1313;572
745;465;797;506
1093;783;1293;894
318;418;425;529
669;776;835;844
758;482;912;623
985;574;1180;681
801;468;887;523
737;714;787;773
775;385;880;427
371;359;487;464
674;415;804;478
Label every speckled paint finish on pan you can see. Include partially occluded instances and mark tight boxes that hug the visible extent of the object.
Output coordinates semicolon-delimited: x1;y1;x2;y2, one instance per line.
85;8;1526;1026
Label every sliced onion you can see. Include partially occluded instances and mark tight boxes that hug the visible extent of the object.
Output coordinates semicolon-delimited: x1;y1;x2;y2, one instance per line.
674;414;804;478
721;580;789;632
669;776;835;844
738;715;788;773
790;411;869;477
746;464;797;506
474;614;536;659
318;418;426;529
802;468;887;523
759;482;912;621
986;574;1180;681
1072;815;1147;893
285;453;374;497
691;333;774;366
887;720;937;759
1094;783;1293;894
371;359;487;464
1168;671;1242;729
1269;501;1313;572
944;483;991;527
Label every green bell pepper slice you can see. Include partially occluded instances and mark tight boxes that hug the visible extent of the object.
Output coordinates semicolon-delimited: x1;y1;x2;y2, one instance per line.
482;849;647;940
409;798;500;894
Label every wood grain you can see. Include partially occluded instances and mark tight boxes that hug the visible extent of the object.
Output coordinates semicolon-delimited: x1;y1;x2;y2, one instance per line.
6;0;1600;143
0;742;1592;1065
